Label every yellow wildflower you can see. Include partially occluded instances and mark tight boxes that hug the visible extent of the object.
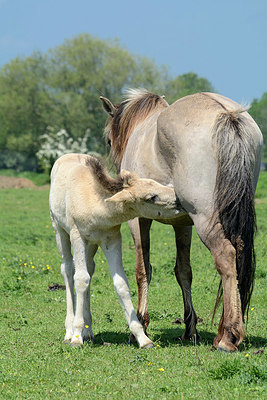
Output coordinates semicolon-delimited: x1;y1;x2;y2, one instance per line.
147;362;152;366
158;368;164;372
245;353;249;358
85;325;89;329
251;307;255;311
18;277;22;280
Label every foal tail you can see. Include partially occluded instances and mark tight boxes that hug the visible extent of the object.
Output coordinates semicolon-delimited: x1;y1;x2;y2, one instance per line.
212;107;257;320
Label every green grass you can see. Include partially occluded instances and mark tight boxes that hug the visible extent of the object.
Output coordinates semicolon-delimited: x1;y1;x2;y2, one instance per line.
0;173;266;399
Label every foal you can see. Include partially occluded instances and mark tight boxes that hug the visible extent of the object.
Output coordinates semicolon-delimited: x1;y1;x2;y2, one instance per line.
49;153;179;347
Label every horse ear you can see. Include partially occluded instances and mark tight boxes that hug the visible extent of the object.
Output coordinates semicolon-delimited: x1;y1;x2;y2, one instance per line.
100;96;116;117
105;189;134;203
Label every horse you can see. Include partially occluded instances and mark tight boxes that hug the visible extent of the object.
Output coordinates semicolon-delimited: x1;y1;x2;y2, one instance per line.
49;153;179;347
100;89;263;352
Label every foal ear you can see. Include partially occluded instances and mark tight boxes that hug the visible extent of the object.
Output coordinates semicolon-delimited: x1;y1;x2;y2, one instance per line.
100;96;116;117
105;189;134;203
120;169;138;186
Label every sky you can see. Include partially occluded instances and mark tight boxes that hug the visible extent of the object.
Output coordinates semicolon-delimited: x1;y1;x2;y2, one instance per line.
0;0;266;104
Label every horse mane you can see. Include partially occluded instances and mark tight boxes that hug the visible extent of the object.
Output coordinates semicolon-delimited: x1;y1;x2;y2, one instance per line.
105;89;168;168
85;156;133;194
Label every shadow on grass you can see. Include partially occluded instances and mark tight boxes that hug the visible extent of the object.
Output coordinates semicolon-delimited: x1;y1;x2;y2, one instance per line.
93;331;131;347
92;327;267;351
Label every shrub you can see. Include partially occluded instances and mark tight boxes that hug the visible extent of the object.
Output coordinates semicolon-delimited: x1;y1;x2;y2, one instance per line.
36;127;99;173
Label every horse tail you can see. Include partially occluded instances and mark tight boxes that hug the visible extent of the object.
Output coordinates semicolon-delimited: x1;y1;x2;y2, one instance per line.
212;107;257;320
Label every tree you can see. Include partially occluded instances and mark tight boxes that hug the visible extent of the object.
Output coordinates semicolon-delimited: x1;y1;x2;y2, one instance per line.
165;72;214;104
0;53;51;169
249;93;267;164
0;34;167;170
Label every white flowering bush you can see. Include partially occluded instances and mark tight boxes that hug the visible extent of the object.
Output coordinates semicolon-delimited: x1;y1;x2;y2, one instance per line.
37;127;96;172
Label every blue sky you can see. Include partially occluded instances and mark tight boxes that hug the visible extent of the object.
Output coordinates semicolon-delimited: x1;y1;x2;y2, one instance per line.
0;0;266;103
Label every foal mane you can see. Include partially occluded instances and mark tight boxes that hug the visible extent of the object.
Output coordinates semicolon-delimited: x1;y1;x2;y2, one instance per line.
86;156;132;194
105;89;168;168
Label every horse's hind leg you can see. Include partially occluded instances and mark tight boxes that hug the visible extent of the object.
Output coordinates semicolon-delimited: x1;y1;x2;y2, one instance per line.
52;223;75;343
193;216;244;352
128;217;153;332
173;225;200;340
83;243;98;342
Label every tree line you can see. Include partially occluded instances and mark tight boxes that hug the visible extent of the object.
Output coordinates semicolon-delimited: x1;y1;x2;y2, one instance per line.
0;33;265;171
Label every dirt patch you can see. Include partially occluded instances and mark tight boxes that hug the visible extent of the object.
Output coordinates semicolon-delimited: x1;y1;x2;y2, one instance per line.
0;176;50;190
0;176;36;189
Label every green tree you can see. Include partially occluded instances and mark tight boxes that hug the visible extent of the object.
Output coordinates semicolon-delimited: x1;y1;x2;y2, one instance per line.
46;34;167;151
165;71;214;104
249;93;267;164
0;53;51;169
0;34;167;170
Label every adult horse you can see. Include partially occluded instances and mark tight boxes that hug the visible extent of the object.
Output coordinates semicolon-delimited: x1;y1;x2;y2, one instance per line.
100;89;263;352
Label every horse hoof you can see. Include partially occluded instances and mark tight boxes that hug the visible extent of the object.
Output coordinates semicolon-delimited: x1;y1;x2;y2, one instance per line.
217;340;238;353
181;332;201;342
141;342;154;349
70;341;83;348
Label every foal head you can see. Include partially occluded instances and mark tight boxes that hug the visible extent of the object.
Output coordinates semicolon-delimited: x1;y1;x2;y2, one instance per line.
100;89;168;170
106;170;179;220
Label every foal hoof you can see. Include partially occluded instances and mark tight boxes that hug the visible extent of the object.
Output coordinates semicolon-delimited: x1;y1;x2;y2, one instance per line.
70;335;84;347
141;342;154;349
70;340;83;348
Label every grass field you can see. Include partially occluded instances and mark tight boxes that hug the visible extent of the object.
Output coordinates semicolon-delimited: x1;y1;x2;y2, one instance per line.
0;172;266;399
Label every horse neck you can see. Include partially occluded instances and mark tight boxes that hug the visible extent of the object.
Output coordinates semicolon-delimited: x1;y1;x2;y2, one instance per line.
121;108;172;185
104;199;138;226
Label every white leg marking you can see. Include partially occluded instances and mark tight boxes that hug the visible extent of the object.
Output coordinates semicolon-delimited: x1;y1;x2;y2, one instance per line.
102;233;153;348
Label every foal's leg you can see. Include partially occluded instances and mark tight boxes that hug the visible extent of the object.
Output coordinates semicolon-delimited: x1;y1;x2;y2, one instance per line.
128;217;153;331
82;243;98;342
70;228;91;346
173;225;200;340
193;216;244;352
102;231;153;349
52;224;75;343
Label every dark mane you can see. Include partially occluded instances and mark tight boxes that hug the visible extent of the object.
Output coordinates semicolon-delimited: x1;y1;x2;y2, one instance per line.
85;156;125;193
104;89;168;168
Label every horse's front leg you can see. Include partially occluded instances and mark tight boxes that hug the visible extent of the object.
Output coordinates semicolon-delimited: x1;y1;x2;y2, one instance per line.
128;217;153;332
173;225;200;341
102;231;153;349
